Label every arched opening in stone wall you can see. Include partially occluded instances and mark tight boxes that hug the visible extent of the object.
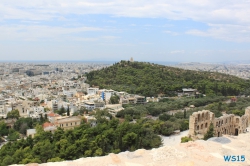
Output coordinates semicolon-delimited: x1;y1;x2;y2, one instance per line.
201;124;203;129
219;121;220;126
205;123;208;128
218;132;220;137
206;112;208;120
202;113;204;120
198;114;200;122
197;125;199;130
235;128;238;136
224;129;226;134
226;119;227;124
221;120;223;125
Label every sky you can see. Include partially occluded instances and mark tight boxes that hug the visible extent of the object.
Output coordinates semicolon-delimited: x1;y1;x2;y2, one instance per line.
1;0;250;63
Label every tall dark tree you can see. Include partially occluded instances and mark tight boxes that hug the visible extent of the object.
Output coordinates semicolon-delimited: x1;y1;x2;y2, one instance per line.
184;109;187;119
67;105;70;116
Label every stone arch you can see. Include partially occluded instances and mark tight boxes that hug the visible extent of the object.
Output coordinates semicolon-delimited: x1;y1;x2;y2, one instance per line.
197;125;199;130
202;113;204;121
201;124;203;129
226;119;227;124
219;121;220;126
198;114;200;122
205;123;208;128
206;112;209;120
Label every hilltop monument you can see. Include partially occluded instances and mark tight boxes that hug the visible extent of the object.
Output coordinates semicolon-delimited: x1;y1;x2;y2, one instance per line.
130;57;134;62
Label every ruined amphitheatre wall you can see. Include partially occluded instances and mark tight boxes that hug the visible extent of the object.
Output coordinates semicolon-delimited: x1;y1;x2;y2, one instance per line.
189;106;250;139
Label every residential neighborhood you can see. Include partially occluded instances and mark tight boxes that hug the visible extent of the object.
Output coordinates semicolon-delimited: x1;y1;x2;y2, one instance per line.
0;62;148;139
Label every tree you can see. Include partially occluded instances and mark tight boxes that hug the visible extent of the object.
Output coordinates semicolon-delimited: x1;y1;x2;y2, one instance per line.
232;110;244;116
204;123;214;140
7;129;20;141
44;114;48;120
184;109;187;119
67;106;70;116
32;140;54;163
0;121;8;136
159;113;171;121
7;110;20;119
2;155;13;166
47;157;64;162
55;106;66;115
122;132;137;151
110;95;120;104
40;114;45;123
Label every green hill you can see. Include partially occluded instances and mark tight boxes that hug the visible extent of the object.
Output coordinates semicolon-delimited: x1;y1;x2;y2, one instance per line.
86;60;250;97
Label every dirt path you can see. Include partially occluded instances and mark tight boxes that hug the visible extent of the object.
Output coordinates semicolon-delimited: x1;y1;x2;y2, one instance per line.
161;130;189;146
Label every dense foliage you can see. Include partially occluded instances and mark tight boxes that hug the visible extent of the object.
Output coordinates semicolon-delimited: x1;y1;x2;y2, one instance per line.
117;96;227;118
109;95;120;104
86;61;250;96
7;110;20;119
0;119;162;166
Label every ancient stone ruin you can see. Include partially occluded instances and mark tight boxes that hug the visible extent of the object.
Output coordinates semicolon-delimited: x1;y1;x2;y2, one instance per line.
189;106;250;139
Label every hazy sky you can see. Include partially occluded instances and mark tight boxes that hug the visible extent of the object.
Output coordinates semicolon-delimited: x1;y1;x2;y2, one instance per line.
1;0;250;62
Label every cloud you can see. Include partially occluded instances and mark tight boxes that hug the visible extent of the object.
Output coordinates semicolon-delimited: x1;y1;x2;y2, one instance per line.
0;1;249;23
170;50;185;54
0;25;102;41
101;36;119;40
186;24;250;42
1;0;250;42
129;24;136;26
164;30;179;36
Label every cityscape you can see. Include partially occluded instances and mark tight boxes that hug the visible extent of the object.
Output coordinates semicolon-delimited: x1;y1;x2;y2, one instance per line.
0;60;250;165
1;0;250;165
172;62;250;79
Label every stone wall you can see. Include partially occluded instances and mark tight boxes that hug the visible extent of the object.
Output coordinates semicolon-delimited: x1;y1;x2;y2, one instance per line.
189;106;250;139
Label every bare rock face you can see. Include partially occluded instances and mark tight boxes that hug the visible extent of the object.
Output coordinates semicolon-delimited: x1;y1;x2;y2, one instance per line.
10;131;250;166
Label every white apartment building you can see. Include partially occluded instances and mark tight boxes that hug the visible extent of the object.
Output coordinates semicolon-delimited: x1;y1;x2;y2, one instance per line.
87;88;99;95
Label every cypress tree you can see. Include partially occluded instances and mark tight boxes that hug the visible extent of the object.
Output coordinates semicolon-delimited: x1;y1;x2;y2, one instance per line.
184;109;187;119
67;106;70;116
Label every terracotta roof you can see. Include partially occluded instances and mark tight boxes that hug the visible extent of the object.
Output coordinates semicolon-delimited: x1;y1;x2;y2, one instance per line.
43;122;54;128
47;112;59;117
